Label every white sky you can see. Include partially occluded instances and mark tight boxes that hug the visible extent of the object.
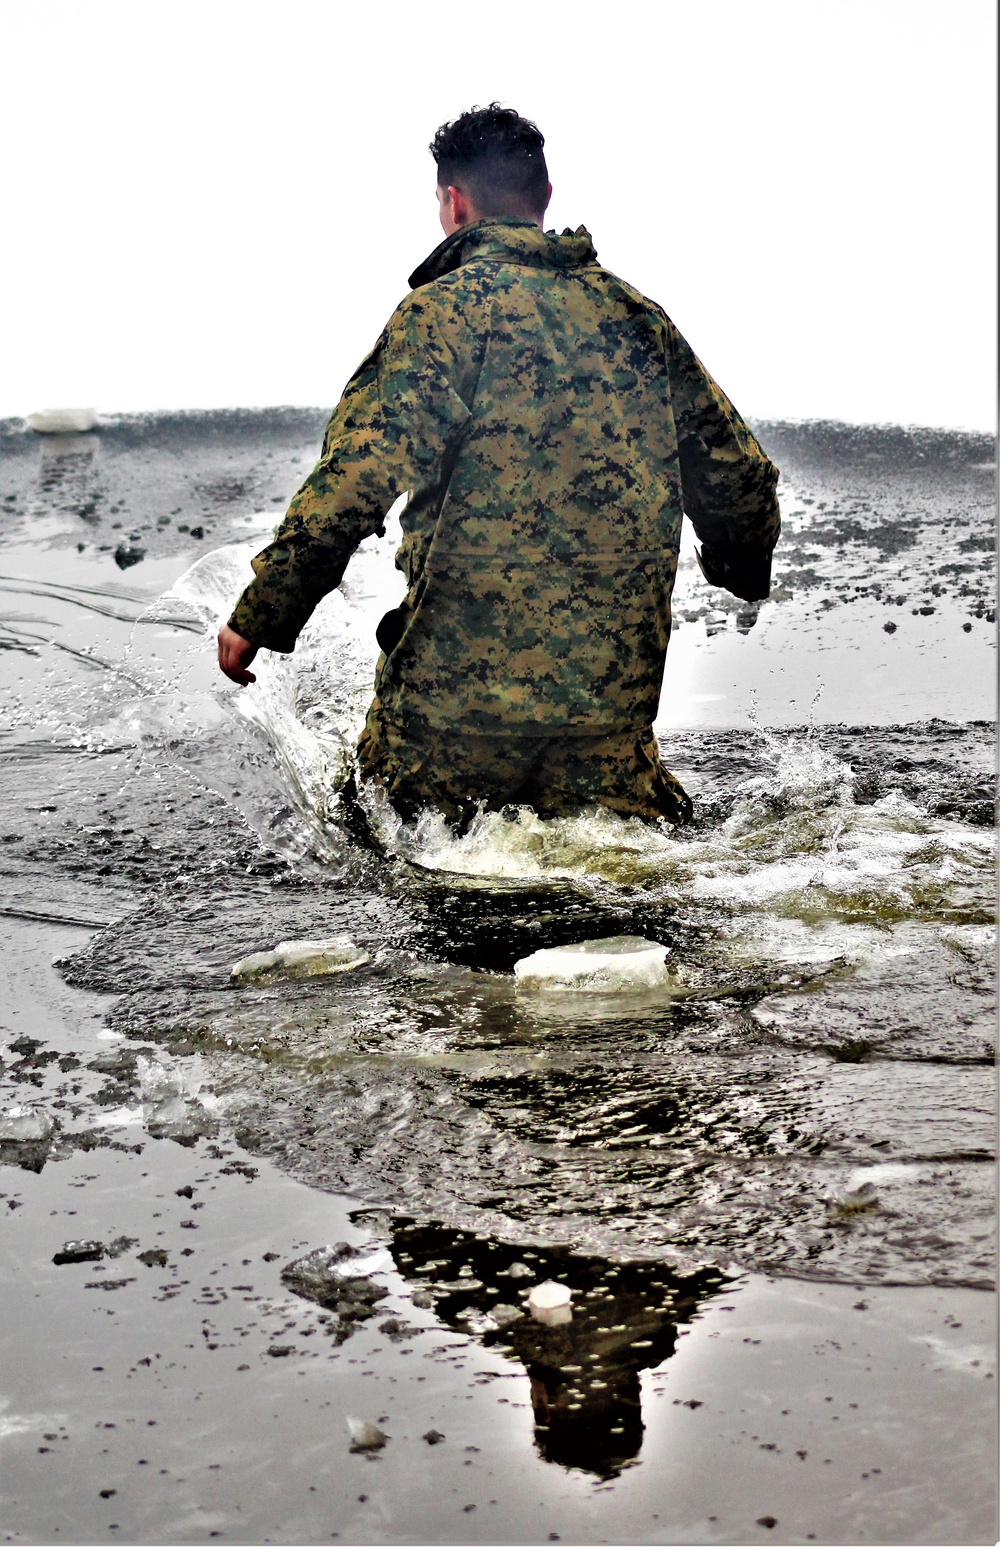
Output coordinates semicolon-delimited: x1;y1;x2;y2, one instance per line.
2;0;995;430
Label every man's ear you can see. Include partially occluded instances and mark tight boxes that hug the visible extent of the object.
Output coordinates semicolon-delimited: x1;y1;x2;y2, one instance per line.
448;184;471;226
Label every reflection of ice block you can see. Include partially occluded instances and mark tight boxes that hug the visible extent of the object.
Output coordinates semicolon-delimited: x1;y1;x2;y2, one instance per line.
231;935;370;984
26;408;99;433
528;1279;573;1326
513;935;670;990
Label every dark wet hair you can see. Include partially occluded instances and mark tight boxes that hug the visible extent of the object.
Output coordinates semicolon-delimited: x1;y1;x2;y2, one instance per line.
430;103;549;219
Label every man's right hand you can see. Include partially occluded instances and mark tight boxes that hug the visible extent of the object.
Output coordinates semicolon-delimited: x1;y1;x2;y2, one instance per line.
217;623;258;685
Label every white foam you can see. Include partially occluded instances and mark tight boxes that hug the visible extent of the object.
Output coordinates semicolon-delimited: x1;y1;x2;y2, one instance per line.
845;1162;920;1189
378;796;681;884
157;541;392;868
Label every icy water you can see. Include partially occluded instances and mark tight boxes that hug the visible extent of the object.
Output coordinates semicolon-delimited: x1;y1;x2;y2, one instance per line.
0;412;996;1543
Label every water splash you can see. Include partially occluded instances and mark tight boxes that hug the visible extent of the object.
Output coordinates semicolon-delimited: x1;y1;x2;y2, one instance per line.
17;536;990;956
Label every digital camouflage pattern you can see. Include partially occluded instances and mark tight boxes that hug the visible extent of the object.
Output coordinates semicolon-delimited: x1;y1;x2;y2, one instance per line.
229;218;780;748
356;713;694;828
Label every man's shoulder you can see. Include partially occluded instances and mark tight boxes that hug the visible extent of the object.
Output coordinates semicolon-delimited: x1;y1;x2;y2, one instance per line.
380;268;495;348
403;261;500;309
407;258;675;328
385;250;680;366
590;264;675;329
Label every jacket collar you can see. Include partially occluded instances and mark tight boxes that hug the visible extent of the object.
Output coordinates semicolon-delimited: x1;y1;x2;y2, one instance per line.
409;219;598;289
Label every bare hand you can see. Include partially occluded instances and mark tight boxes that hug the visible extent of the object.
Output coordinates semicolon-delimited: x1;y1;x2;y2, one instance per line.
217;623;258;685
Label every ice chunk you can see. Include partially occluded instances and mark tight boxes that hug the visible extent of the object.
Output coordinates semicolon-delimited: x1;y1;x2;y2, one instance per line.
231;935;370;984
136;1056;183;1104
528;1279;573;1326
346;1416;388;1452
144;1096;216;1146
828;1181;880;1220
280;1243;363;1306
136;1056;217;1147
26;408;99;434
282;1245;389;1334
528;1280;572;1311
491;1303;524;1328
513;935;670;990
0;1104;55;1142
53;1240;105;1266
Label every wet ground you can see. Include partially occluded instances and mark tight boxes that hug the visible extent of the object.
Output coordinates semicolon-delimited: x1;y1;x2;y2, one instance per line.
0;411;996;1544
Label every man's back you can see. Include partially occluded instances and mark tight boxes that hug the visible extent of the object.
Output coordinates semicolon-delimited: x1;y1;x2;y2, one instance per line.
383;219;685;737
220;105;779;829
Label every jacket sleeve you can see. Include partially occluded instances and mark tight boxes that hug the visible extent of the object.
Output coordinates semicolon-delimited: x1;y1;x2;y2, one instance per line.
665;320;780;602
228;293;472;652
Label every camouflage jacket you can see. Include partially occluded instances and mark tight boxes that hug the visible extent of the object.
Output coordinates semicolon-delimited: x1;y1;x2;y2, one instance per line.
229;219;780;736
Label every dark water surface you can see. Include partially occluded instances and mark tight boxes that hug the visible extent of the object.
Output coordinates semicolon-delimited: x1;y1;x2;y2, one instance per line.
0;413;995;1544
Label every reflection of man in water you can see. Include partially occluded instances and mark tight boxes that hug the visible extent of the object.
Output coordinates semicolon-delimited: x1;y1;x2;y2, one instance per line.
390;1221;722;1480
218;104;779;828
510;1279;677;1478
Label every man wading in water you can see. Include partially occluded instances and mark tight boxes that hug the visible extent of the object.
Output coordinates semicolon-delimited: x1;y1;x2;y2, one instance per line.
218;104;780;828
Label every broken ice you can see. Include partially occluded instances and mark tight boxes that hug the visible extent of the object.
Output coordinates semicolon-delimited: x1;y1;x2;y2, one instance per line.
136;1056;217;1146
230;935;370;984
0;1105;55;1142
53;1240;105;1266
513;935;670;990
528;1279;573;1326
346;1416;388;1452
26;408;98;433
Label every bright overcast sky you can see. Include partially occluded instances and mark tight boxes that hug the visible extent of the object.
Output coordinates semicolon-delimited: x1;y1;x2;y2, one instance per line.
2;0;995;430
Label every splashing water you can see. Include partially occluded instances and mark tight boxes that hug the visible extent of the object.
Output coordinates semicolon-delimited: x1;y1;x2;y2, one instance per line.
141;538;994;943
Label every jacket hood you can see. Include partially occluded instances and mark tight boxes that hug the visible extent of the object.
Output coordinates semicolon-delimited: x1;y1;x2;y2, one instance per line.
409;219;598;289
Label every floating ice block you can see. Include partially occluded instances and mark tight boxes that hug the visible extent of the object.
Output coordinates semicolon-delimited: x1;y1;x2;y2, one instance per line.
528;1279;573;1325
231;935;370;984
513;935;670;989
26;408;99;433
527;1279;572;1311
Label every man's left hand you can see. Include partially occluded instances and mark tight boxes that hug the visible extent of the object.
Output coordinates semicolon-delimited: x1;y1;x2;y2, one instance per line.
695;545;772;604
218;623;258;685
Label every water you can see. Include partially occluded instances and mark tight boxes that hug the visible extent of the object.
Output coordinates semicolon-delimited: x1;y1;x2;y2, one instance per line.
1;413;993;1303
